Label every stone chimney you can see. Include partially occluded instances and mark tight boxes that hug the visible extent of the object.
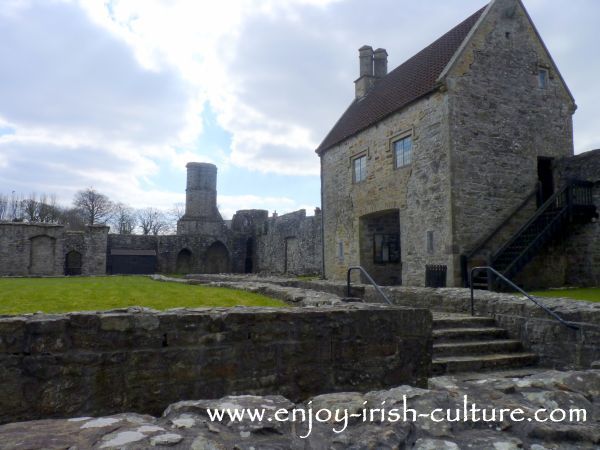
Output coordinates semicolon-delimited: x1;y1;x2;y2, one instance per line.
373;48;388;78
354;45;375;99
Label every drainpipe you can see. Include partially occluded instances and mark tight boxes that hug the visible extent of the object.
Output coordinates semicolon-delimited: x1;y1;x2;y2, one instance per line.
320;155;326;279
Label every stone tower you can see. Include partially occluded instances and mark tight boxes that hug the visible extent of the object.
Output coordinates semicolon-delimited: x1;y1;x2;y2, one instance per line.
177;162;224;235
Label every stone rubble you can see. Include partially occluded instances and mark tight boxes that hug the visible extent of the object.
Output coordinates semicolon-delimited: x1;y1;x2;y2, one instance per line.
0;370;597;449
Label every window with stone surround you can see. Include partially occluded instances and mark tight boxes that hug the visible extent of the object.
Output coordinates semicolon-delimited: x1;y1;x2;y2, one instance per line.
538;68;549;89
353;154;367;183
393;135;412;168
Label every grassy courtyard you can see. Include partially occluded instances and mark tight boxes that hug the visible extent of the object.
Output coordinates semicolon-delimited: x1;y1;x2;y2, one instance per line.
0;276;286;315
531;288;600;303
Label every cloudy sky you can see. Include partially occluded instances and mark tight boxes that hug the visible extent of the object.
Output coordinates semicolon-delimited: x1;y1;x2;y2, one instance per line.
1;0;598;219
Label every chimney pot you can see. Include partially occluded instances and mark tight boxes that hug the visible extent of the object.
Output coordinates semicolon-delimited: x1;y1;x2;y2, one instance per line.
358;45;374;77
373;48;388;78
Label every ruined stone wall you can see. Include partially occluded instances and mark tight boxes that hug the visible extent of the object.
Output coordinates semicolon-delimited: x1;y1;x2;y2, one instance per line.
0;223;107;276
107;234;235;274
64;226;109;275
446;0;576;285
256;209;322;276
321;91;453;286
0;305;432;424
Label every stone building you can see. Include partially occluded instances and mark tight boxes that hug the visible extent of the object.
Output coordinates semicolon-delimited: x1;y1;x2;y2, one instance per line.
105;162;322;276
0;162;322;277
317;0;599;288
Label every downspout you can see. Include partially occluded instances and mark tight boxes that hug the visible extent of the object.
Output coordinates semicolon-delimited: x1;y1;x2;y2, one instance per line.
320;154;326;279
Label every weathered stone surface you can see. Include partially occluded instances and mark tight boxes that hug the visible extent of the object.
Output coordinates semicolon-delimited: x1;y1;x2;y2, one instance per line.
180;274;600;370
0;223;108;276
0;370;597;449
0;304;431;424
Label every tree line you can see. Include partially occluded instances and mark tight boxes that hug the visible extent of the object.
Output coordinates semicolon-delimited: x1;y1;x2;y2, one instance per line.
0;188;185;235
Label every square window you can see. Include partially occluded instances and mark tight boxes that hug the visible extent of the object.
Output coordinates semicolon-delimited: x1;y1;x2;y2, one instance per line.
394;136;412;168
538;68;549;89
373;233;400;264
353;155;367;183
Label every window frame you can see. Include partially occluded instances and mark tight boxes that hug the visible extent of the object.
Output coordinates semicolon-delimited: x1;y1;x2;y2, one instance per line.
392;134;413;169
352;153;367;184
538;67;549;89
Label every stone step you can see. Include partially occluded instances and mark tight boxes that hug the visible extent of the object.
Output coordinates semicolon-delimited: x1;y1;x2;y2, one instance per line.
433;339;522;357
432;352;538;375
433;327;509;342
432;316;496;330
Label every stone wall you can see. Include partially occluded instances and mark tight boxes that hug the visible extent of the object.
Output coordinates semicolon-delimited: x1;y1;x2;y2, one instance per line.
0;223;108;276
321;91;453;286
446;0;576;286
0;305;432;424
355;285;600;370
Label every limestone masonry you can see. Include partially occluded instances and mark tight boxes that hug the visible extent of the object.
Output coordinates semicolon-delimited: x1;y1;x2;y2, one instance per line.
318;0;599;288
0;304;431;424
0;161;322;277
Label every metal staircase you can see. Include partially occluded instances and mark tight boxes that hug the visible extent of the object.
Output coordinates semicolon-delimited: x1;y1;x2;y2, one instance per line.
463;180;596;290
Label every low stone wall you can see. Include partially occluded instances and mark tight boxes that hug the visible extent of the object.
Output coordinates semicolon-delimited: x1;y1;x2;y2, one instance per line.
0;304;431;424
185;275;600;370
368;286;600;370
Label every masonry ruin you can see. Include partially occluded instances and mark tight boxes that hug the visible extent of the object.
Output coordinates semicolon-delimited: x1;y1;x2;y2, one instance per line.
0;162;322;277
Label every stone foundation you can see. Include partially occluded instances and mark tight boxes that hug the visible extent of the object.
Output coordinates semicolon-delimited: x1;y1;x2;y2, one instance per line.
0;304;431;424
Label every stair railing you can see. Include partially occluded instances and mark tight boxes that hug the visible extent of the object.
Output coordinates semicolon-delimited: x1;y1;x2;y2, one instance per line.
347;266;393;305
469;266;579;330
460;183;540;287
491;183;570;266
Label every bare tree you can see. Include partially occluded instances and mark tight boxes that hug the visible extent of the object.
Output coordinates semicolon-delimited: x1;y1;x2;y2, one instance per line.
0;194;7;221
73;188;113;225
38;194;60;223
21;193;39;222
169;202;185;221
111;202;137;234
137;207;168;235
58;207;86;231
8;191;24;222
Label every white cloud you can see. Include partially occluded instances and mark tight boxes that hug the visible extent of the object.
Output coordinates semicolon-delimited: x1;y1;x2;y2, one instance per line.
0;0;598;219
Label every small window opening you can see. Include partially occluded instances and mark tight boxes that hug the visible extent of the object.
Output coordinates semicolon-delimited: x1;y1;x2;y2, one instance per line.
353;155;367;183
426;231;434;255
373;234;400;264
393;135;413;168
337;241;344;261
538;68;549;89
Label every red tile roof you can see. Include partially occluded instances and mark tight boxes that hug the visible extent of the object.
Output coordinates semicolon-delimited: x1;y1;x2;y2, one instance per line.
316;6;486;154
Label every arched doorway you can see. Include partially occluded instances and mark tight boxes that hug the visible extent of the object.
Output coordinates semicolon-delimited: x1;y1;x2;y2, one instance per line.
65;250;82;276
204;241;230;274
244;238;254;273
176;248;192;274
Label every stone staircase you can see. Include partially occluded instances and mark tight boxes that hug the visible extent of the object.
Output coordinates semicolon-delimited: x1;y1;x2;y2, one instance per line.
432;313;538;375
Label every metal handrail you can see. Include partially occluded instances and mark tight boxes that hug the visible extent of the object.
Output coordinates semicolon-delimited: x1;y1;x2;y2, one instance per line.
491;183;570;263
347;266;393;305
470;266;579;330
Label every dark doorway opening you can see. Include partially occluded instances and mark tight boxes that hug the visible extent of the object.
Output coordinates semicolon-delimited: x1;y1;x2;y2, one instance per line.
176;249;192;274
205;241;230;274
537;157;554;207
244;238;254;273
65;250;82;276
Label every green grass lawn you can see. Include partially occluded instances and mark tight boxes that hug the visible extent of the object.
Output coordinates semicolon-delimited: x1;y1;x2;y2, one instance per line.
0;276;286;315
530;288;600;303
